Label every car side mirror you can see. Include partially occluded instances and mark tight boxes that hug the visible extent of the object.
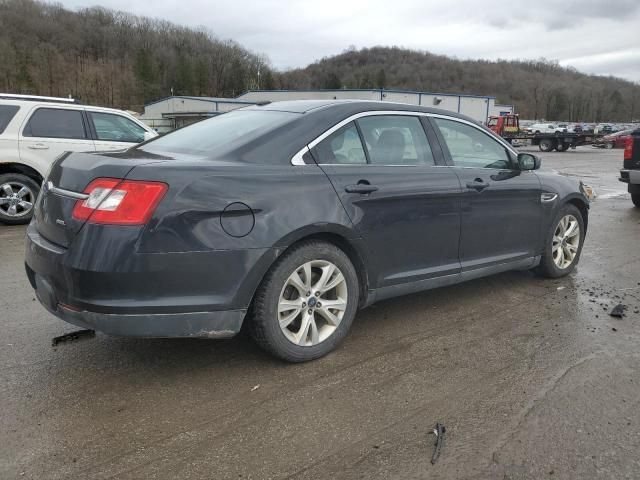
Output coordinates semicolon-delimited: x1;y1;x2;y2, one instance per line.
143;131;156;142
517;153;541;170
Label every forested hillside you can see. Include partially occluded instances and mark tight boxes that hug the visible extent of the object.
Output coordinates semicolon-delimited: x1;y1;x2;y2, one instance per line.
1;1;638;121
277;47;640;122
0;0;274;111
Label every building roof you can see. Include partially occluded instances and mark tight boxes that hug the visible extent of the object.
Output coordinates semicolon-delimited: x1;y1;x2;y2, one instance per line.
144;88;498;108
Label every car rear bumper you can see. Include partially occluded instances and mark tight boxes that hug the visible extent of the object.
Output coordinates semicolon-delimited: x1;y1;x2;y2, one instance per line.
619;169;640;193
35;278;245;338
24;221;276;338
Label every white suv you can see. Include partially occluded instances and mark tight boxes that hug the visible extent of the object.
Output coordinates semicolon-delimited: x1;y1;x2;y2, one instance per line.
0;94;158;224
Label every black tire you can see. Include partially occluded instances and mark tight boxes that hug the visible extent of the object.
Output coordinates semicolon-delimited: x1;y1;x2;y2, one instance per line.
249;240;360;362
0;173;40;225
539;138;555;152
605;142;614;150
535;204;585;278
632;193;640;208
556;143;569;152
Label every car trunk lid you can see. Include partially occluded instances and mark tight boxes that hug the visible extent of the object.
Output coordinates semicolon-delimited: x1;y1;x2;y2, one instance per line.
34;151;168;248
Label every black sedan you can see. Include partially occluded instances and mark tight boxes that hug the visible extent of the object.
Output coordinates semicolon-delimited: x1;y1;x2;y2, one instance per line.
25;100;590;362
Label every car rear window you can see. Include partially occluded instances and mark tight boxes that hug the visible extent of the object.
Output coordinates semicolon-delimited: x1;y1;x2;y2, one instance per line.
137;110;297;157
0;105;20;134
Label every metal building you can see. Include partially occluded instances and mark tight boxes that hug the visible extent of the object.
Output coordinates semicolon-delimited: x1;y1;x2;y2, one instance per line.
140;89;514;132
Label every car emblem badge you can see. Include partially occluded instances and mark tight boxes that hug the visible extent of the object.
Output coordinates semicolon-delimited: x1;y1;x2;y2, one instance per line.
56;219;66;226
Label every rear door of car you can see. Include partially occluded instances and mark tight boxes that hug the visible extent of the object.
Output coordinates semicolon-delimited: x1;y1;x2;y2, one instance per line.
429;115;542;272
19;106;95;170
86;110;149;151
311;112;462;290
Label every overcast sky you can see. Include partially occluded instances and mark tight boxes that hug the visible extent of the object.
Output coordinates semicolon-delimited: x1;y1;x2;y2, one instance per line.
57;0;640;82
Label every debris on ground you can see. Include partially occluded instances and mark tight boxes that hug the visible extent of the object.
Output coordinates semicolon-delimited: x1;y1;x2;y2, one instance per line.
557;286;565;291
250;384;260;392
609;304;627;318
51;329;95;346
428;422;446;464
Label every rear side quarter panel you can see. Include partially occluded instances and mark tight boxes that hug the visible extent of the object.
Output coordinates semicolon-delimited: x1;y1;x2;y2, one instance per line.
129;162;358;309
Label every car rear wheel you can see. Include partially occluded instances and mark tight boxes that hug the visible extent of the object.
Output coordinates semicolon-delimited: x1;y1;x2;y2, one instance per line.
249;240;359;362
605;142;614;149
535;204;585;278
0;173;40;225
632;193;640;207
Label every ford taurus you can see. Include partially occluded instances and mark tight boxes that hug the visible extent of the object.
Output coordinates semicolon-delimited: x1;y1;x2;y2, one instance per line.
24;100;590;362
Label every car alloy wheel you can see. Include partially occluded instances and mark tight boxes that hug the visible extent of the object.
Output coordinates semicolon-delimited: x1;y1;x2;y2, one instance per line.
552;214;580;269
0;181;35;218
278;260;348;346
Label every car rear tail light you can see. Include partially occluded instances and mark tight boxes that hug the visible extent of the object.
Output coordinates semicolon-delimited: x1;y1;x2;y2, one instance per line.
624;136;633;161
72;178;168;225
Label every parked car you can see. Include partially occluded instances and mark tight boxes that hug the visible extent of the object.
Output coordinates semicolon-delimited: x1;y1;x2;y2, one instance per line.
594;129;634;149
25;100;591;362
0;94;157;224
525;123;566;134
595;124;614;134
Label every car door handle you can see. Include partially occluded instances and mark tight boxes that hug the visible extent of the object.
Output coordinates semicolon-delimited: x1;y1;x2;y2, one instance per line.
27;144;49;150
345;183;378;194
466;179;490;191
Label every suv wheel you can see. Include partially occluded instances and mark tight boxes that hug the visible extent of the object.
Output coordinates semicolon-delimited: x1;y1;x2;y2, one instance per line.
632;193;640;207
535;204;585;278
0;174;40;225
249;240;359;362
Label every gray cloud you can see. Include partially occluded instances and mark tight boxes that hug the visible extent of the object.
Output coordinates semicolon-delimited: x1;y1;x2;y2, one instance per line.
55;0;640;81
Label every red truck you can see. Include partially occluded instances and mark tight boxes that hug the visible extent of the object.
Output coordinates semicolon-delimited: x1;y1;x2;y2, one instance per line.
488;114;601;152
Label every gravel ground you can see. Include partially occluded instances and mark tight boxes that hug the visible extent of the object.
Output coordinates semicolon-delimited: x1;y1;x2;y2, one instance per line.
1;146;639;479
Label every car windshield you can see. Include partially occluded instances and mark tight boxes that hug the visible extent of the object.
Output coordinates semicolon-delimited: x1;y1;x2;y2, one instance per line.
137;109;297;157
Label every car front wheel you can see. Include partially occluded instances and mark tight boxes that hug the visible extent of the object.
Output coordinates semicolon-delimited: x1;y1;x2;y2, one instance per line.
249;240;359;362
535;204;585;278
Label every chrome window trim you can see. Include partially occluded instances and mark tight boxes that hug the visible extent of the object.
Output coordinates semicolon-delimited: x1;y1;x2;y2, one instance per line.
290;110;518;166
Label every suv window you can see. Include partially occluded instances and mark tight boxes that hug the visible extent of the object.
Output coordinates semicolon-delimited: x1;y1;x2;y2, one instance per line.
23;108;87;139
0;105;20;134
357;115;434;165
434;118;511;169
89;112;147;143
312;122;367;164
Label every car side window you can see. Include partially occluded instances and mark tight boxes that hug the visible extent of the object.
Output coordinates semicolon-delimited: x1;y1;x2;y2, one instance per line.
312;122;367;164
89;112;147;143
0;105;20;134
357;115;434;165
433;118;511;169
23;108;87;139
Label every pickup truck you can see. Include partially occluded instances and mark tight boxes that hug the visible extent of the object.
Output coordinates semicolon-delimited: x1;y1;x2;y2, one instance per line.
619;129;640;207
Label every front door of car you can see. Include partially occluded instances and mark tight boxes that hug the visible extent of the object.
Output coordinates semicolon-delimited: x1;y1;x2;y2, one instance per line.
19;107;95;171
87;111;148;151
311;115;462;289
430;116;543;271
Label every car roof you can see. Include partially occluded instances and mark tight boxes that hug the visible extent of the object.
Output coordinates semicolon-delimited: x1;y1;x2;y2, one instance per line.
244;99;482;124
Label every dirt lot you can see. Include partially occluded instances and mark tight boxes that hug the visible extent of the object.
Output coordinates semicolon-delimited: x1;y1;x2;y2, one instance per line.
1;146;639;479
